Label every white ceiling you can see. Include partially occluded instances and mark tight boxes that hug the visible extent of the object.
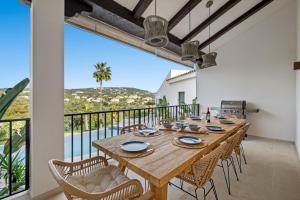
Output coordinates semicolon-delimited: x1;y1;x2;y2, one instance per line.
113;0;292;52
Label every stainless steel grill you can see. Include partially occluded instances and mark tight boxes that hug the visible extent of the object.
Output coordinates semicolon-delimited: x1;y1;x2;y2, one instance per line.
221;100;246;119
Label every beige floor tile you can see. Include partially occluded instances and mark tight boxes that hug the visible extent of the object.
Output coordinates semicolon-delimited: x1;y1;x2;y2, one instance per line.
44;136;300;200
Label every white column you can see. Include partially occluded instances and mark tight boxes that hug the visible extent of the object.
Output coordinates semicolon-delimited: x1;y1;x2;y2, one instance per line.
30;0;64;197
296;0;300;158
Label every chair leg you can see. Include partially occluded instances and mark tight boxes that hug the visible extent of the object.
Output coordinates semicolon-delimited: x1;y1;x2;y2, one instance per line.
235;153;242;173
230;156;239;181
210;179;219;200
144;179;147;191
221;160;231;195
241;144;247;164
194;187;199;200
180;179;184;189
226;160;231;195
170;180;216;200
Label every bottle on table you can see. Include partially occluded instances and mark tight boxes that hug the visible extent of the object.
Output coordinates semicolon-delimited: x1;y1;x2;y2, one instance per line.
206;107;211;123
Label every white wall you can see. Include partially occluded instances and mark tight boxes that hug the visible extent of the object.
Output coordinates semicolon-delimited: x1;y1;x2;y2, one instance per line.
296;0;300;157
197;0;296;141
296;70;300;155
156;75;196;106
30;0;64;197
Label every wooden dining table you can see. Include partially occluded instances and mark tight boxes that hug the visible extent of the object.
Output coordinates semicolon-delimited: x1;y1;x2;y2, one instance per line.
92;118;246;200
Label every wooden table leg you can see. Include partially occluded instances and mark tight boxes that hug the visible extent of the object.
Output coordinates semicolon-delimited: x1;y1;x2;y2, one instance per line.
118;160;126;172
150;183;168;200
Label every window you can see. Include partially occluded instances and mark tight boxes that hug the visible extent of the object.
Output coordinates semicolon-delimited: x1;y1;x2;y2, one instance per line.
178;92;185;105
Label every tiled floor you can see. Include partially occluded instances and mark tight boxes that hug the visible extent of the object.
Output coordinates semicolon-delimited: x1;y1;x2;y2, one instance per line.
43;136;300;200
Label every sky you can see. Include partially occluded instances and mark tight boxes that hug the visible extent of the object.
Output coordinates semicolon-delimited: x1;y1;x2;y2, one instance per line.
0;0;188;92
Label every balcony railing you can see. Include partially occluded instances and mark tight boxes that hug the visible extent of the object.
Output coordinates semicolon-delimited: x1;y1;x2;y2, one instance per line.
64;104;200;161
0;118;30;199
0;104;199;199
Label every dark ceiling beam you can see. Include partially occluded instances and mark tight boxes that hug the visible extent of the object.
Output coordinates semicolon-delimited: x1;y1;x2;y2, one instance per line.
133;0;153;18
182;0;241;43
65;0;93;18
199;0;274;50
88;0;182;46
168;0;203;31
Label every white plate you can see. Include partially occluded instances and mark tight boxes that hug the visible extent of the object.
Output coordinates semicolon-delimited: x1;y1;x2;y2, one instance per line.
120;141;150;152
178;136;202;145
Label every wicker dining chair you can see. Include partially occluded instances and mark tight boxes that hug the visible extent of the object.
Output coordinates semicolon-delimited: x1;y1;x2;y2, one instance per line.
120;124;146;135
49;156;153;200
234;123;250;173
218;130;243;195
170;142;227;200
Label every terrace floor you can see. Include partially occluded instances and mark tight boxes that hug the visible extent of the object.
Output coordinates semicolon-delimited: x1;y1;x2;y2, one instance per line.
23;136;300;200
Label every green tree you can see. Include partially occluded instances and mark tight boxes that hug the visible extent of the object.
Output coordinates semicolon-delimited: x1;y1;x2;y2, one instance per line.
93;62;112;94
157;96;168;107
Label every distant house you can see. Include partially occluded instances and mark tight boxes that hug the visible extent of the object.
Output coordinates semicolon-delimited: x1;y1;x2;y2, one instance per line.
20;96;29;100
93;98;101;103
74;96;80;100
129;95;139;99
87;97;93;102
127;99;135;104
110;98;120;103
143;97;153;101
64;98;70;102
156;69;196;106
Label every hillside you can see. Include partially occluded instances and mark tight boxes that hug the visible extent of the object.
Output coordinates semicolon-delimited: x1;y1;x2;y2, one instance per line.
0;87;155;119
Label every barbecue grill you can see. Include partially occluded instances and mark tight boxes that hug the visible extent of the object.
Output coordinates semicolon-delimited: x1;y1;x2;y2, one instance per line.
221;100;247;119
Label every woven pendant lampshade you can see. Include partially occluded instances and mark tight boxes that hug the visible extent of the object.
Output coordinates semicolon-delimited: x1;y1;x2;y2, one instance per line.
201;0;217;68
181;9;199;61
195;58;204;69
143;15;169;48
181;41;200;61
194;50;205;69
202;52;217;68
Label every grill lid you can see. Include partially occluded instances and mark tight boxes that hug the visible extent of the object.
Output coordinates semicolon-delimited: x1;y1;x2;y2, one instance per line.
221;100;246;109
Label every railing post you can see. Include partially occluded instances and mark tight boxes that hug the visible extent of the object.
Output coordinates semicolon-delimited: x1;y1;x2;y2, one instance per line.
8;121;12;196
138;109;141;125
133;110;136;125
111;112;114;137
117;112;120;135
80;114;83;161
25;119;30;190
89;114;92;158
71;116;74;162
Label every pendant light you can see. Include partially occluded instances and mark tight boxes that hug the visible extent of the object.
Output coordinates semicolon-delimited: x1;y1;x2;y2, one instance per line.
143;0;169;48
181;10;200;61
195;50;205;68
202;0;217;68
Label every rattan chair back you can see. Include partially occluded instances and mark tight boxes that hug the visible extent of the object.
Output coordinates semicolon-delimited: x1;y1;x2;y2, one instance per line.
120;124;146;135
190;142;227;187
221;130;243;160
49;156;144;200
236;123;250;148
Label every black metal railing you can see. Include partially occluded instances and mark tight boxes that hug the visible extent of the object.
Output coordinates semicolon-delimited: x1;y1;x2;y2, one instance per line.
0;118;30;199
64;104;200;161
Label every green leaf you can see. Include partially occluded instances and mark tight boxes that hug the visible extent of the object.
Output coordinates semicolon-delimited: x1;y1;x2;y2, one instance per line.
3;129;25;155
0;78;30;120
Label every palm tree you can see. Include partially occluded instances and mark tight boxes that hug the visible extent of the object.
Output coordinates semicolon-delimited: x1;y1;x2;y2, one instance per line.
93;62;112;94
